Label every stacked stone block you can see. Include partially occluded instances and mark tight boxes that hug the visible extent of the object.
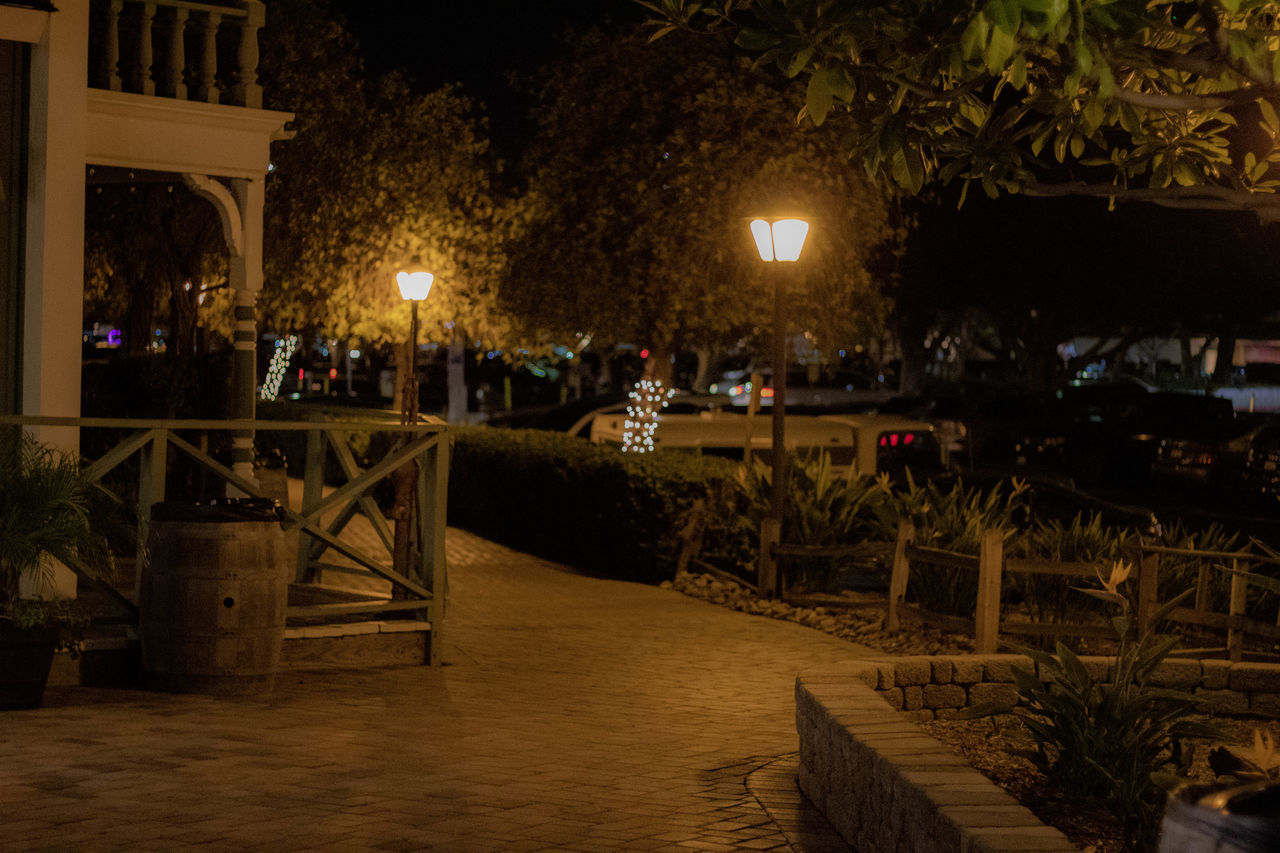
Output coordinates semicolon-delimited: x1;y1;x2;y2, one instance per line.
796;655;1280;853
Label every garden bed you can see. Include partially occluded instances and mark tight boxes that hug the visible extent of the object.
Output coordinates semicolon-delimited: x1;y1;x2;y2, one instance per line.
922;715;1266;853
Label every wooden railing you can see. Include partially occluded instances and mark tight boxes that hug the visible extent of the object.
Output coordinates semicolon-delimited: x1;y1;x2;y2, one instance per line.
882;521;1280;660
88;0;264;108
2;415;448;662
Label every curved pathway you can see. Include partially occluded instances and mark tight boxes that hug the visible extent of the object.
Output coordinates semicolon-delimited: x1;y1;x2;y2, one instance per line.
2;530;872;852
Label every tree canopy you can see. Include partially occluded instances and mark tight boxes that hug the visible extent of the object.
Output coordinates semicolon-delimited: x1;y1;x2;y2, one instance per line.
259;0;515;350
648;0;1280;220
501;24;900;379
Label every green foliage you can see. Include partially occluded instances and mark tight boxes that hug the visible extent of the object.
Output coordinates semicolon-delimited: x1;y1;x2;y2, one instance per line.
4;598;91;655
960;571;1217;852
650;0;1280;218
875;472;1022;553
1207;728;1280;784
735;451;886;588
504;23;899;371
0;433;116;632
259;0;518;350
448;428;739;583
876;473;1022;615
1156;521;1246;613
1010;511;1130;626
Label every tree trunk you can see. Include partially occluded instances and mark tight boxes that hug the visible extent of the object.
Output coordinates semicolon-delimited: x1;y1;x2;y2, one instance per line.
1212;332;1239;385
690;347;714;393
895;313;927;395
446;332;467;424
642;338;675;386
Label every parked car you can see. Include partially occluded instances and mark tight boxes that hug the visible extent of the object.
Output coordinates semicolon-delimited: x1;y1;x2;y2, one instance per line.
878;391;1049;471
585;400;943;481
1242;420;1280;500
1015;386;1235;487
1163;415;1280;501
716;367;894;411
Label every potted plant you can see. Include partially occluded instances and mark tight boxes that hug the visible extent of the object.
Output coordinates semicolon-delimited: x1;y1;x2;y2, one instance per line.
1;431;115;709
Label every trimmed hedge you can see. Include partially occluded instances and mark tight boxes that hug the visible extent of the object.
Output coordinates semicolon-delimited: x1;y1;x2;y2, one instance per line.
448;427;739;584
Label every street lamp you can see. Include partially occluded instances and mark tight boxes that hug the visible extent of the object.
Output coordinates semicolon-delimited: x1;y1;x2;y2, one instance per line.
393;257;433;594
395;258;434;425
749;217;809;598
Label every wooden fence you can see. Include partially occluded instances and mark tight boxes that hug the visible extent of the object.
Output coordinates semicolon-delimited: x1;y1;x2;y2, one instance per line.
881;520;1280;660
3;415;448;663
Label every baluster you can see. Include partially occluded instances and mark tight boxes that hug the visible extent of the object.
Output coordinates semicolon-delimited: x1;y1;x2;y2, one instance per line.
232;1;264;108
137;0;156;96
196;10;221;104
104;0;123;91
166;6;189;100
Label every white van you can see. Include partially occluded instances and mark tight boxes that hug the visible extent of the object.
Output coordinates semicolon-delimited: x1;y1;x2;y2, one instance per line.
586;402;942;479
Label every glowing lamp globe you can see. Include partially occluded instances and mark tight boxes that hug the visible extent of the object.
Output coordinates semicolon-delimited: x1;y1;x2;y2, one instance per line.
750;218;810;262
396;261;434;301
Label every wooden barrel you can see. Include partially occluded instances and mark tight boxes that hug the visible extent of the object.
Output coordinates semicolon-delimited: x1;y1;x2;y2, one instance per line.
1160;783;1280;853
140;501;289;696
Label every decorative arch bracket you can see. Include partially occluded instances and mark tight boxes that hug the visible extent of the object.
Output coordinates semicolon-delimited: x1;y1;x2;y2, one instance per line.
182;172;244;257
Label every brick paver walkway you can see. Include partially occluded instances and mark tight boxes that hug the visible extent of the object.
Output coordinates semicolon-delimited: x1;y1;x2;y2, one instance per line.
2;529;871;852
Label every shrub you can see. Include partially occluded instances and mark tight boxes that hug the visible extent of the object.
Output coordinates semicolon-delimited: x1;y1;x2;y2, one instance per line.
877;474;1023;615
960;563;1217;852
735;451;887;590
1010;511;1130;627
448;428;738;583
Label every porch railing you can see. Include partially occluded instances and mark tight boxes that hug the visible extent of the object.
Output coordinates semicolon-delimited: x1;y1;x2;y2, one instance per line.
88;0;264;108
2;415;448;663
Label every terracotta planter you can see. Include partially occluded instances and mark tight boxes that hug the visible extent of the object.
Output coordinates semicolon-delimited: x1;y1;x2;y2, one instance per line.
0;623;58;710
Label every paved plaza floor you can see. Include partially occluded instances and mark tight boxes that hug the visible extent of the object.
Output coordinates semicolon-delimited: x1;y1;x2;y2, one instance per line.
2;529;873;852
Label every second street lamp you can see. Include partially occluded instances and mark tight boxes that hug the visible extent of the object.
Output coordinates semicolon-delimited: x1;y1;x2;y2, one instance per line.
396;259;435;424
749;217;810;598
393;258;434;592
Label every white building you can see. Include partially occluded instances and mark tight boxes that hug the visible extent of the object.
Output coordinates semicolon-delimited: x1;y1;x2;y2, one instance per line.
1;0;291;460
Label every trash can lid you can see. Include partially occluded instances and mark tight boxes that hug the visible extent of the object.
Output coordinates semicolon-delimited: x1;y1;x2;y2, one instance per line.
151;498;287;524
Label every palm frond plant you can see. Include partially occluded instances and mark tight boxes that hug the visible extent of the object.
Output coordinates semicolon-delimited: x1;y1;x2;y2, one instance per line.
0;431;116;655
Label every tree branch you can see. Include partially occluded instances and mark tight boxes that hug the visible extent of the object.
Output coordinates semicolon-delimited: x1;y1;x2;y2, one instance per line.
1110;85;1269;111
1017;181;1280;221
1195;0;1278;87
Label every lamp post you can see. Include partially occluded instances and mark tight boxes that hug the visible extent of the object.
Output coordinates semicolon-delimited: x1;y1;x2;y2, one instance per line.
749;217;810;598
392;258;434;591
396;260;435;423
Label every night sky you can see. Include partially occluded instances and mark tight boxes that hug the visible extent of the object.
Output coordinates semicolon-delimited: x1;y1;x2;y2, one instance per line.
329;0;644;150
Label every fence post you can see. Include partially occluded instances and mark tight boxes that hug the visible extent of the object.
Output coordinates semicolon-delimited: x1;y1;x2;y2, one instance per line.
136;428;168;606
296;427;324;583
975;529;1004;654
886;520;914;632
757;517;781;599
1135;538;1159;639
1228;557;1247;663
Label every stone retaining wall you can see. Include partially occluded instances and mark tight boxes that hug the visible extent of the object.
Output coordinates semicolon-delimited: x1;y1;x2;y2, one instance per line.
796;655;1280;852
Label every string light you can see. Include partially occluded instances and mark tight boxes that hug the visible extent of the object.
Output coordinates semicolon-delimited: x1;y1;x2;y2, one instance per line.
621;378;674;453
260;334;299;401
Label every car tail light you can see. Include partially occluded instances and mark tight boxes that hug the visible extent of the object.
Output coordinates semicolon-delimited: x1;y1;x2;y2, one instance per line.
879;432;920;448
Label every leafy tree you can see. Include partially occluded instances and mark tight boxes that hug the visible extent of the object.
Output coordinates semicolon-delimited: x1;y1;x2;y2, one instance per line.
648;0;1280;220
259;0;518;363
501;25;900;384
83;177;236;416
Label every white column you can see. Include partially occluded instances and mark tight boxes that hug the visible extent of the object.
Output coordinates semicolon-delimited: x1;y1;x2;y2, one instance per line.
228;176;263;485
21;0;89;599
23;0;88;453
